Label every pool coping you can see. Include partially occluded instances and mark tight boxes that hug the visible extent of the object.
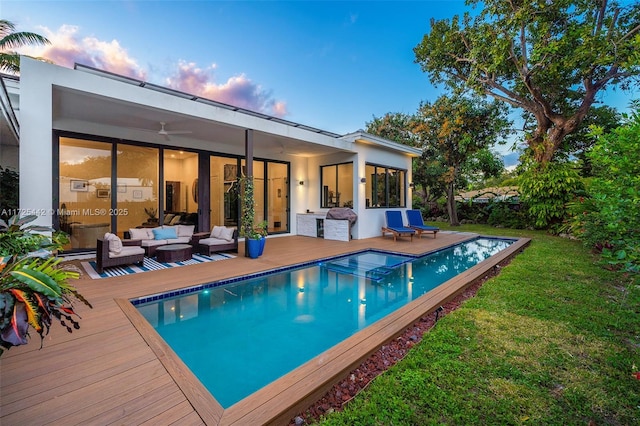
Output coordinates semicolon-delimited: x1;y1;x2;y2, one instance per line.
116;235;530;425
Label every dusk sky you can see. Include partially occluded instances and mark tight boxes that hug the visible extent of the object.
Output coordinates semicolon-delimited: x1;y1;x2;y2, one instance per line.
4;0;638;167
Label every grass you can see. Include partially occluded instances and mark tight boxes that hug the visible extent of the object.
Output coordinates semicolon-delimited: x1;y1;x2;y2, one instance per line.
316;224;640;425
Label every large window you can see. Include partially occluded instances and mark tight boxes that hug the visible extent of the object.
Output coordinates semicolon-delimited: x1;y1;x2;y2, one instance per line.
56;134;292;249
58;138;113;249
163;149;198;227
117;144;159;233
320;162;353;208
365;163;406;208
241;159;289;233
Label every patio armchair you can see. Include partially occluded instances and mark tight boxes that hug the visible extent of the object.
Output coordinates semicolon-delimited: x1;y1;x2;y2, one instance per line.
381;210;415;242
96;233;145;273
405;209;439;239
191;225;238;255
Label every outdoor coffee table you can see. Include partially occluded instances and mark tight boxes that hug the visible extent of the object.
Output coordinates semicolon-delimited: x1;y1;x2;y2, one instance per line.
155;244;192;263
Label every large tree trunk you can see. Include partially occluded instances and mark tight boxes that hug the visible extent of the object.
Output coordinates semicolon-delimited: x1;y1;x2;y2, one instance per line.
528;89;596;164
446;181;459;226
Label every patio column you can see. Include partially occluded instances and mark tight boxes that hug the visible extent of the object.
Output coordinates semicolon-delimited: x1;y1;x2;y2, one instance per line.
244;129;253;257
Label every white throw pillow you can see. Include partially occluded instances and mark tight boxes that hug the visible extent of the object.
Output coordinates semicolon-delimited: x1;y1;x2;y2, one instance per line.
220;226;235;242
129;228;150;240
176;224;195;237
104;232;123;253
211;225;224;239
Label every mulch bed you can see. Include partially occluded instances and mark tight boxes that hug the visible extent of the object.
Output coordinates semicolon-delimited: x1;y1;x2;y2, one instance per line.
290;258;513;425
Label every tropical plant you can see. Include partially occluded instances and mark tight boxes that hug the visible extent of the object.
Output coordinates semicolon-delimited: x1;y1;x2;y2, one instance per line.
143;207;158;221
414;0;640;165
572;107;640;272
518;159;583;230
0;19;51;74
0;215;91;356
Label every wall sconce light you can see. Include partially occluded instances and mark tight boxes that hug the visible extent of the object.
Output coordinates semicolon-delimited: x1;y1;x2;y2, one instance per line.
360;177;366;183
409;182;415;188
299;180;304;186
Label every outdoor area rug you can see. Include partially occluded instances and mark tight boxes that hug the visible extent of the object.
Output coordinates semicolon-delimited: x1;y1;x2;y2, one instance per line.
81;252;235;279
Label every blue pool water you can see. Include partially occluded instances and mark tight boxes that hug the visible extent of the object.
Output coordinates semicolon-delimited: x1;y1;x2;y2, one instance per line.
135;237;513;407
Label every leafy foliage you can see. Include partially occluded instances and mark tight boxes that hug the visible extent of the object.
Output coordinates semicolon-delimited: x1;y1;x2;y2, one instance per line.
414;0;640;164
0;19;51;74
518;160;583;230
570;108;640;272
366;113;446;207
411;93;510;225
0;215;91;356
367;94;510;226
0;166;19;220
238;176;267;240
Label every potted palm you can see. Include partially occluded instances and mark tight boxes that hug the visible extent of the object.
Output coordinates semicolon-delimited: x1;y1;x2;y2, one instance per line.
0;215;91;356
144;207;159;225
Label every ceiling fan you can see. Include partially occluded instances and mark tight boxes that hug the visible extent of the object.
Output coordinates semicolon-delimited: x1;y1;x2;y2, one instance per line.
153;122;192;140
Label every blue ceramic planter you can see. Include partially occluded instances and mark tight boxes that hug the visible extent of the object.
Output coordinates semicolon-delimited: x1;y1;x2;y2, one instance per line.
247;238;262;258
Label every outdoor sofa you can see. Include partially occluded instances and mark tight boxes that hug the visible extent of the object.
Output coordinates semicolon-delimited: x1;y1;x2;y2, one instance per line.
96;233;145;273
125;224;238;257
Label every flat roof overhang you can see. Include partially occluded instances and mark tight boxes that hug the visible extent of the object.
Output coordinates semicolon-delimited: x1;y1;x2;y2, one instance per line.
47;63;356;158
52;86;354;158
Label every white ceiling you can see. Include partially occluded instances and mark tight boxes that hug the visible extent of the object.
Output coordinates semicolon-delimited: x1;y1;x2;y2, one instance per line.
52;86;348;158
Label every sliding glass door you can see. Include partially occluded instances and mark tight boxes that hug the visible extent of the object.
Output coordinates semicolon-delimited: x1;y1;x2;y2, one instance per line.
58;138;112;249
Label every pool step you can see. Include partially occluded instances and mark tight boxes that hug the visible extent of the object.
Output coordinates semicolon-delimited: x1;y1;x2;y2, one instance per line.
323;261;396;282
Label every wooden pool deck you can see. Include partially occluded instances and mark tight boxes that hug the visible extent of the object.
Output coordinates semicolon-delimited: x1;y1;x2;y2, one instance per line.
0;232;529;426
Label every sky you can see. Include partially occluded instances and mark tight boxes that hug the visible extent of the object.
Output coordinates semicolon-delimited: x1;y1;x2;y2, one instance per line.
2;0;638;168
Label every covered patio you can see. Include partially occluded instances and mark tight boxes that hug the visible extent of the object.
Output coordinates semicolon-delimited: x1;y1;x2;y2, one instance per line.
0;232;529;425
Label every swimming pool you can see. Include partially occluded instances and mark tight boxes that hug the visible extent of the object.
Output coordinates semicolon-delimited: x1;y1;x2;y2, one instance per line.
134;237;514;408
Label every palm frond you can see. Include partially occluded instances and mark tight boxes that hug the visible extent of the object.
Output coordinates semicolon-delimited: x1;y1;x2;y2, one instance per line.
0;53;19;74
0;20;16;38
0;32;50;51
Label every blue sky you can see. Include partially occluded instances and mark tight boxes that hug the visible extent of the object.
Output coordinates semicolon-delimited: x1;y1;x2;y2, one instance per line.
4;0;638;167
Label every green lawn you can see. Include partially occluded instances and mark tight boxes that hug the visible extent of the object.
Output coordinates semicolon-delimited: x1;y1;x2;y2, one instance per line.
316;224;640;425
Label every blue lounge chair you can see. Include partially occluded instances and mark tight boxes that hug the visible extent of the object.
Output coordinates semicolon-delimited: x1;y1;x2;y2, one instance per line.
406;209;440;239
381;211;415;242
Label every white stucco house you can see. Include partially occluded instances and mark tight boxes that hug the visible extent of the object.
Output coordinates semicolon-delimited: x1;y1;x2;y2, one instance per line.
1;57;420;251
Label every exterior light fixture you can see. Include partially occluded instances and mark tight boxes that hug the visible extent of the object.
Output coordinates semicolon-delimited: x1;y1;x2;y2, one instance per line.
299;180;304;186
360;177;366;183
409;182;415;188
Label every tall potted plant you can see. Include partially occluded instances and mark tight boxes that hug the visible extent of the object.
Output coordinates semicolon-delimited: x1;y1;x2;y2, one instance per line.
239;176;266;259
0;215;91;356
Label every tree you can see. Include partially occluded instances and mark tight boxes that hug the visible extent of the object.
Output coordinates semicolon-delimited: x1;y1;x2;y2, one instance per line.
0;19;50;74
414;0;640;165
412;94;510;225
366;113;445;207
548;105;621;176
366;113;420;147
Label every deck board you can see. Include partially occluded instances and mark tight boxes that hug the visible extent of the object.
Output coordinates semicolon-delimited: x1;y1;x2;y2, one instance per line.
0;233;528;426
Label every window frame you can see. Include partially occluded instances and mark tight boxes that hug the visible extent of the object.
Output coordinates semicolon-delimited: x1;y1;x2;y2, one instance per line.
365;163;407;208
319;161;353;209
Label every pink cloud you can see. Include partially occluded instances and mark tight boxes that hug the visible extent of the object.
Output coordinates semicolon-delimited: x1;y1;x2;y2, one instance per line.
166;61;288;117
20;26;288;117
23;25;146;80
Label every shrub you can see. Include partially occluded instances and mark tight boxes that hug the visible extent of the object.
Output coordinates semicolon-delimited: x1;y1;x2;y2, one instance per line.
518;160;583;231
574;112;640;273
487;202;529;229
